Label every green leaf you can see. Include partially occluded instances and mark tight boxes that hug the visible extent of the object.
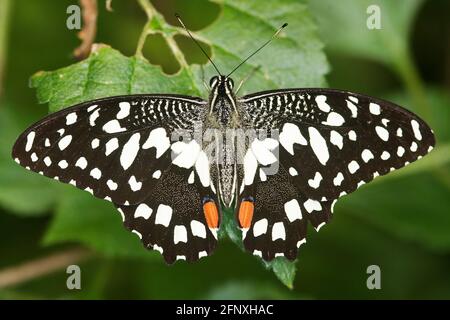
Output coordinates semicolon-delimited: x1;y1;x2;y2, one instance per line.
29;0;329;286
30;45;201;113
203;281;306;299
0;103;58;215
310;0;424;65
265;257;297;289
195;0;328;94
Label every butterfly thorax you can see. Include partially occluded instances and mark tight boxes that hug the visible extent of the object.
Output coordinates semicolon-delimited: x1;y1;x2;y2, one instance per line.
205;76;241;207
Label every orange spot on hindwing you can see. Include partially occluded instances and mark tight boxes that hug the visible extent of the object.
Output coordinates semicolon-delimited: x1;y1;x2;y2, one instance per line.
238;199;254;229
203;200;219;228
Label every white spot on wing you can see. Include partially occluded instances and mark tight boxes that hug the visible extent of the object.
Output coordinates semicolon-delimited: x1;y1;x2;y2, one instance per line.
188;171;194;184
134;203;152;219
107;179;118;190
381;151;390;160
172;140;201;169
120;133;141;170
253;219;268;237
330;130;343;149
348;130;357;141
44;156;52;166
308;127;329;165
304;199;322;213
190;220;207;239
87;105;98;112
279;123;307;155
25;131;35;152
297;238;306;248
251;139;277;165
375;126;389;141
90;167;102;179
142;128;170;158
315;95;331;112
322;112;345;126
103;119;126;133
105;138;119;156
361;149;374;163
308;172;323;189
346;100;358;117
132;230;142;239
315;222;326;232
259;169;267;182
369;103;381;115
348;160;360;174
58;135;72;150
117;102;131;119
272;222;286;241
75;157;88;169
195;151;210;187
128;175;142;191
152;170;161;179
58;160;68;169
411;120;422;141
91;138;100;149
243;149;258;186
89;109;100;126
284;199;302;222
397;146;405;157
333;172;344;186
66;112;77;125
174;225;188;244
155;204;172;227
289;167;298;176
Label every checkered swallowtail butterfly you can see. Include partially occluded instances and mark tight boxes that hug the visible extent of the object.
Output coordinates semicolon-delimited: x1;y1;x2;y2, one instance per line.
12;20;435;264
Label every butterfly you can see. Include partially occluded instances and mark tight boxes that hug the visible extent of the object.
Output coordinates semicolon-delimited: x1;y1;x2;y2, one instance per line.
12;19;435;264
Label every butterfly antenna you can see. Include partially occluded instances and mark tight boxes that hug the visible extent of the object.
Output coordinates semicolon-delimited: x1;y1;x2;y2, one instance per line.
227;23;288;77
175;14;222;76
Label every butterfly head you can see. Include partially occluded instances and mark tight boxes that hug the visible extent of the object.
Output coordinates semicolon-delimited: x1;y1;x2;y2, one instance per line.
209;75;234;94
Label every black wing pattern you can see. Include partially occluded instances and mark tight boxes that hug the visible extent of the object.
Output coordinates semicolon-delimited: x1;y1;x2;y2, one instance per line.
12;94;220;262
236;88;435;261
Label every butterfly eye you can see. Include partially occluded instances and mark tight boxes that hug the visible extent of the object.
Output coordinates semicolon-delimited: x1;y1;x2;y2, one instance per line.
228;78;234;89
209;76;219;87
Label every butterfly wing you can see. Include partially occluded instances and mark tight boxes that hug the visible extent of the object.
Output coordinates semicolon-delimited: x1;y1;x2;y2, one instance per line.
116;164;220;264
236;88;435;260
13;94;221;262
12;94;207;205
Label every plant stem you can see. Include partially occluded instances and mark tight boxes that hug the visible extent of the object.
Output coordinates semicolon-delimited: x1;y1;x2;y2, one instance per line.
137;0;155;21
135;0;156;56
135;22;150;57
0;247;92;289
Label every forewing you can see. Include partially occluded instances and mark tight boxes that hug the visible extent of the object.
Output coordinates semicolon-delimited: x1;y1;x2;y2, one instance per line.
12;94;207;205
239;88;435;201
236;88;435;261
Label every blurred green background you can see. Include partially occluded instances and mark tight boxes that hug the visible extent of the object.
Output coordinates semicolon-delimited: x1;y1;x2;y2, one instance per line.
0;0;449;299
